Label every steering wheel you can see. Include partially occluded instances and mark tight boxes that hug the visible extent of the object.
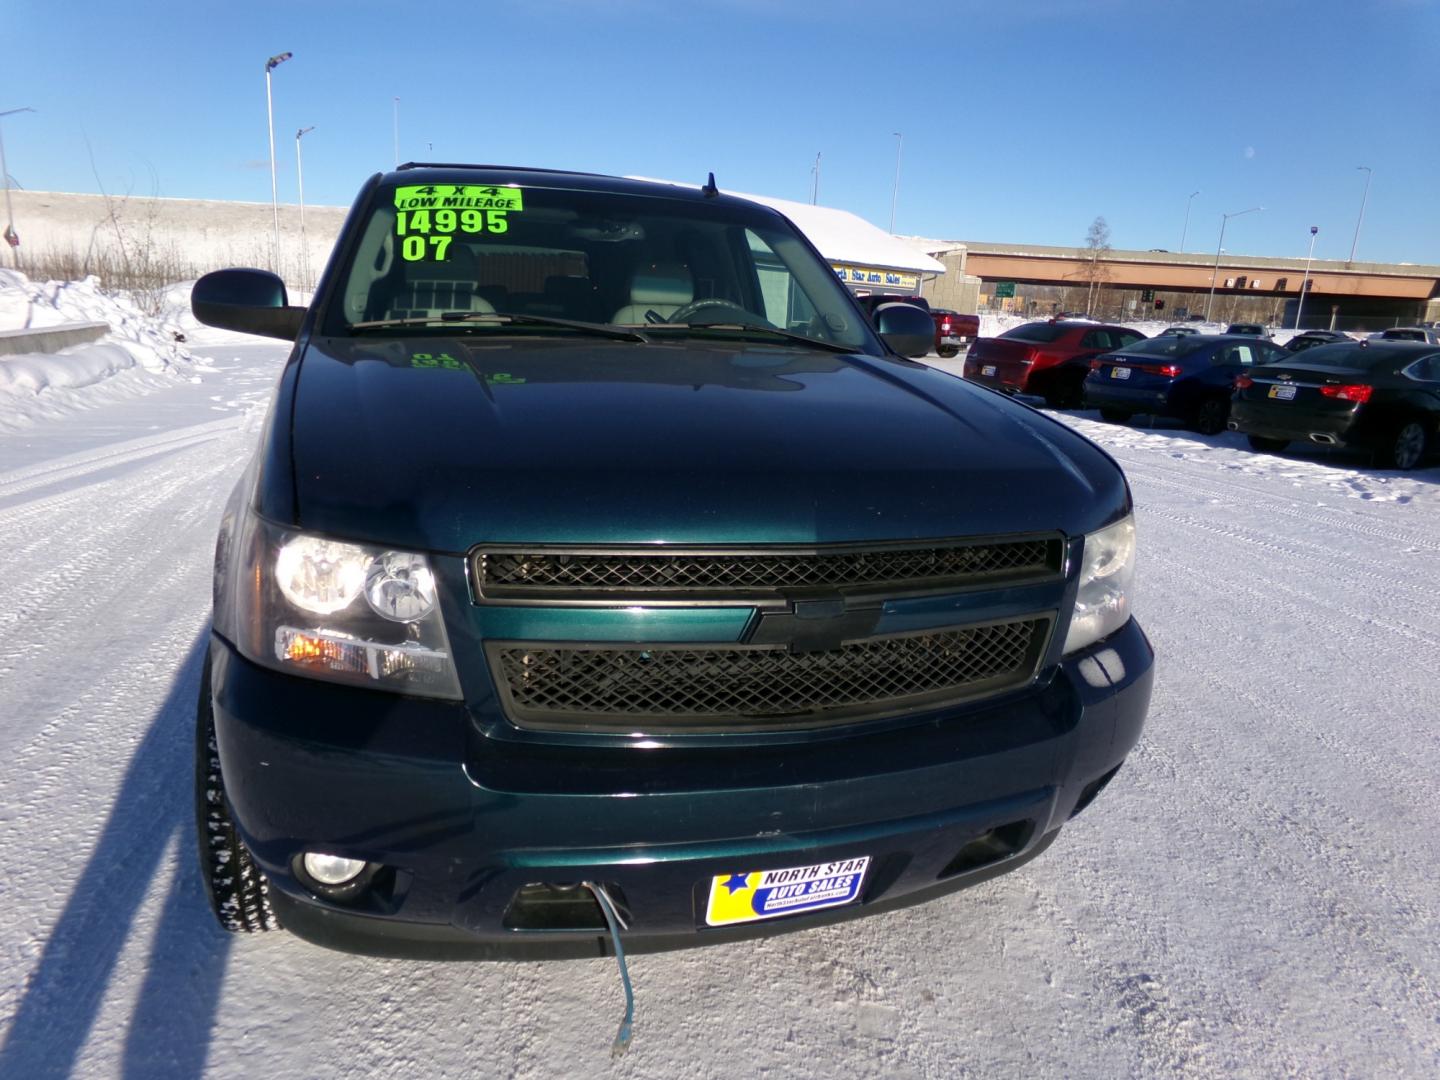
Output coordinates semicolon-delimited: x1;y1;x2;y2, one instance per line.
665;298;772;326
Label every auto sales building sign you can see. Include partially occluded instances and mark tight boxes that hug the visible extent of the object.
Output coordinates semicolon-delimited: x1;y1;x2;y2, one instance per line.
834;264;919;291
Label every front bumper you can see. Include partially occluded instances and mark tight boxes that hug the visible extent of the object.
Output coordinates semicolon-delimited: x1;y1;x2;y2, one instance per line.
209;617;1153;959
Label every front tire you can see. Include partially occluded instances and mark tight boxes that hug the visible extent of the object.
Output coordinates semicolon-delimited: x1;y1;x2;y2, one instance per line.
937;345;959;358
1374;421;1428;470
195;654;281;933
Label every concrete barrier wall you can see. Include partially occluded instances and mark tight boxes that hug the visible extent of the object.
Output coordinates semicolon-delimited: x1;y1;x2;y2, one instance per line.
5;190;349;291
0;321;111;357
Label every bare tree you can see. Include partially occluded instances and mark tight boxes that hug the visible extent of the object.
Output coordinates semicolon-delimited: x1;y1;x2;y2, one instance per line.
1081;216;1111;317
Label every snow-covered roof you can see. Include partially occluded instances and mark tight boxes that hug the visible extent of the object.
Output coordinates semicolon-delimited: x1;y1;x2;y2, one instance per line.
629;178;945;276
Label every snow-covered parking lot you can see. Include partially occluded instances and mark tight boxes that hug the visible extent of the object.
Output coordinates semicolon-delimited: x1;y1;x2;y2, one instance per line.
1;294;1437;1077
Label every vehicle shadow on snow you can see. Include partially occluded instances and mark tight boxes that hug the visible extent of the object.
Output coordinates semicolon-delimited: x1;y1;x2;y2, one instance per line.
0;631;232;1080
1051;404;1440;484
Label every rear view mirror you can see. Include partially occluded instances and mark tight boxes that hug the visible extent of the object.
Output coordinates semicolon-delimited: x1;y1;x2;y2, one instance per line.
192;268;307;340
873;302;933;358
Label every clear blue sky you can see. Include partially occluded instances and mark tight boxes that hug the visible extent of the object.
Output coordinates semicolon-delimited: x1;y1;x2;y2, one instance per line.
6;0;1438;263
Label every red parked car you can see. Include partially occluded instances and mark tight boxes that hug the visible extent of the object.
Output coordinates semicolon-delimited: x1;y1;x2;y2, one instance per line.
965;320;1146;408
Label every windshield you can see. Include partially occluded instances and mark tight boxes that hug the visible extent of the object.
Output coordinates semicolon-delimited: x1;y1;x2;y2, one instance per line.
324;181;879;353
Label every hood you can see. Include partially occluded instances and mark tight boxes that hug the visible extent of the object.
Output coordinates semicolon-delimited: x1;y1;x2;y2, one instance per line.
286;337;1128;552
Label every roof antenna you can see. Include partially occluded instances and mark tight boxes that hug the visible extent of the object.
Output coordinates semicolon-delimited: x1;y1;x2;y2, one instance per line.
702;171;719;198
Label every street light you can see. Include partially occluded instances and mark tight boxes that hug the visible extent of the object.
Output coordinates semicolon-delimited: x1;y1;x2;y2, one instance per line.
889;132;902;234
1294;225;1319;330
265;51;293;274
1348;165;1372;264
1180;190;1200;252
295;125;315;290
1205;206;1263;322
0;106;35;269
810;151;821;205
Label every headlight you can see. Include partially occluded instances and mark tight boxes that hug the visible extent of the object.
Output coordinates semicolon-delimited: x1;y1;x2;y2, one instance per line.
1063;514;1136;655
224;512;462;699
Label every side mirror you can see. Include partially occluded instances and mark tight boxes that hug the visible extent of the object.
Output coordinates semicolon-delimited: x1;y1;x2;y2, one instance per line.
873;302;933;358
192;268;307;341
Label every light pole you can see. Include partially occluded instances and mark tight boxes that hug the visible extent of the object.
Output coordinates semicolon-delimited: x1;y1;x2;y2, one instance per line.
393;97;401;168
1348;165;1372;264
1180;190;1200;252
264;51;292;274
810;151;821;205
889;132;902;234
1205;206;1262;322
0;106;35;269
1294;225;1319;330
295;125;315;290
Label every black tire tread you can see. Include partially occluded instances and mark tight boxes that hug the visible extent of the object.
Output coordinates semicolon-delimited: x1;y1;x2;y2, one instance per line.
195;661;281;933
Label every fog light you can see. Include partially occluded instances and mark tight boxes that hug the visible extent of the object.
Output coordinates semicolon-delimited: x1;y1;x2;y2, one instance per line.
302;852;366;886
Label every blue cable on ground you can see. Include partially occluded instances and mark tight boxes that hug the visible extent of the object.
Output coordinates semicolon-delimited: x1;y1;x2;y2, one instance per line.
583;881;634;1055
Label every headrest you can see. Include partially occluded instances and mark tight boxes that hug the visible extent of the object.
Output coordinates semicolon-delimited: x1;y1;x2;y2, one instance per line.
408;243;478;279
629;263;693;306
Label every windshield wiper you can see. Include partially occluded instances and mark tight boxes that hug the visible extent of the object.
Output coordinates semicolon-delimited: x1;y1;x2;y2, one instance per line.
351;312;651;343
648;321;858;354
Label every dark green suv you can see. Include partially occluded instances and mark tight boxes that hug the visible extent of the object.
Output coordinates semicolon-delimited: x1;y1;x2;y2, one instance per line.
190;164;1153;960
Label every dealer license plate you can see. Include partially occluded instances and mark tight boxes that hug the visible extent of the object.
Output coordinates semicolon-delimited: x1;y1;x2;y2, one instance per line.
704;856;870;927
1110;366;1131;379
1269;384;1297;400
981;365;997;376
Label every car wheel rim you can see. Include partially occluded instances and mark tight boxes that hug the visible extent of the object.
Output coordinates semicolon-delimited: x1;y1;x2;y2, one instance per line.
1395;424;1424;469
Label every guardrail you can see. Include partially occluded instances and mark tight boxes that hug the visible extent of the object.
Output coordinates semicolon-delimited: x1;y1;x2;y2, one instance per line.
0;322;111;357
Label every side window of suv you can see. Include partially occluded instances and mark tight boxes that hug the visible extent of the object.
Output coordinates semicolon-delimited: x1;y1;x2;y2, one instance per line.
1080;330;1114;350
1116;331;1144;348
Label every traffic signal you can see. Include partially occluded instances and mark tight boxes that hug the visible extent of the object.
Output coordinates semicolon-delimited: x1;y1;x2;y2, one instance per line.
1154;299;1165;310
1140;289;1155;302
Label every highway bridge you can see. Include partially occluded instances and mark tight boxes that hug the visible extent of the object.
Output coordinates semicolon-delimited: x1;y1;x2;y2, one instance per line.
926;241;1440;329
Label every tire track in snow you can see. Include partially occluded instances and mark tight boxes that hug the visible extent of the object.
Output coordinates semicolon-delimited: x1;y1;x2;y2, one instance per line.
0;443;238;646
1118;458;1440;556
0;417;242;499
1135;505;1440;654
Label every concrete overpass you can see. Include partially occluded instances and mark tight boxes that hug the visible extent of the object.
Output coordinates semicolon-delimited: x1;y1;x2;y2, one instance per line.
921;240;1440;328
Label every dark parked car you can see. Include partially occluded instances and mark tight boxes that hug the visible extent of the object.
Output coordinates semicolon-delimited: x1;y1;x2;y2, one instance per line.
189;164;1152;962
1157;325;1201;338
1284;330;1351;353
1084;334;1289;434
965;320;1146;408
1230;340;1440;469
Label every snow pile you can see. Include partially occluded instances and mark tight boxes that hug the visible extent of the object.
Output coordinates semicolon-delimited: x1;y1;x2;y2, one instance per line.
0;270;203;432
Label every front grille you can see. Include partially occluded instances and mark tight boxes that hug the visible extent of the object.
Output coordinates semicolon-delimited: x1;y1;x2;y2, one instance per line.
475;537;1060;601
489;617;1051;733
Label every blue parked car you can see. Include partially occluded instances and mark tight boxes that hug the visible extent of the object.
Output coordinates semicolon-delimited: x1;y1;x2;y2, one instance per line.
189;164;1153;963
1084;334;1290;434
